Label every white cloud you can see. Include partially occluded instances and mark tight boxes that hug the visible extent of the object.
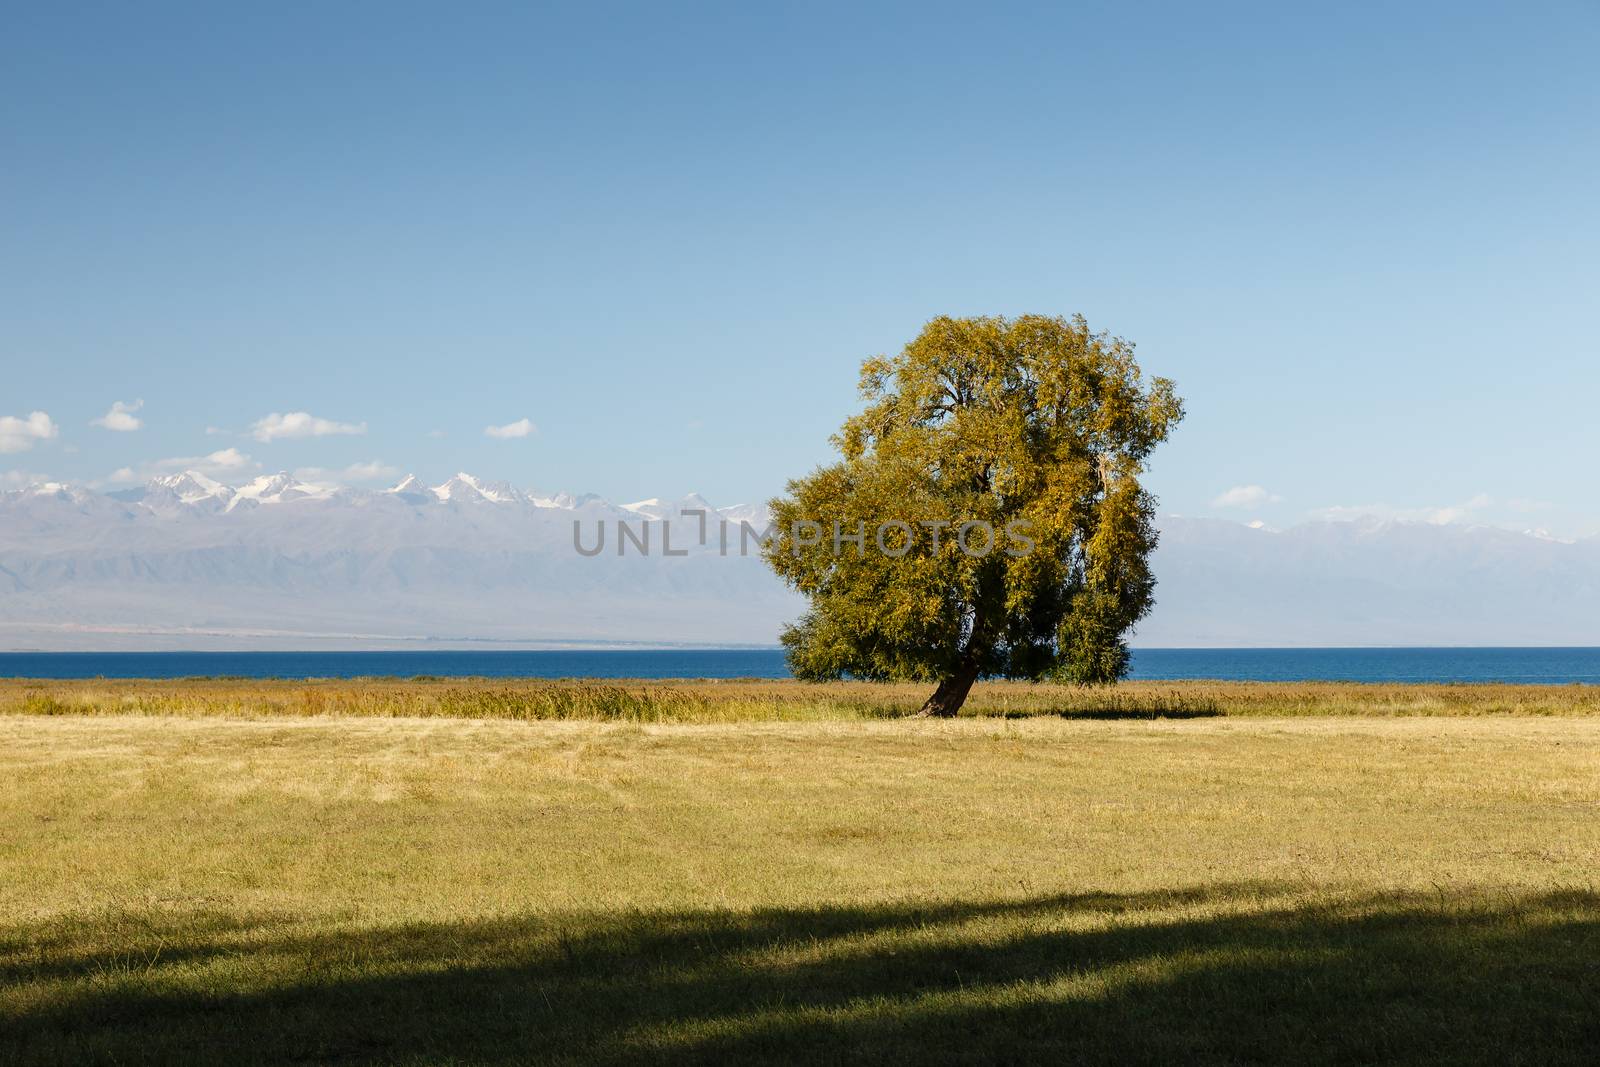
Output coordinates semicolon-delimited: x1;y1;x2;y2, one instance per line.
484;418;536;440
1211;485;1281;509
1308;503;1387;522
0;469;51;488
91;399;143;432
108;447;257;484
426;429;447;439
1425;493;1493;525
1309;493;1495;526
0;411;59;454
293;460;399;486
250;411;367;442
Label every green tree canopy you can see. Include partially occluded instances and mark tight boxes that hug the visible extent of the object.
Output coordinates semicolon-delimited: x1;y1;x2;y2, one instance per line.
764;314;1183;716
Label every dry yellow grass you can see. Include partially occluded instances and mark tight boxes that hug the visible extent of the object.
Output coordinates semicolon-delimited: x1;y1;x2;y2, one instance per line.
2;710;1597;1063
3;676;1599;722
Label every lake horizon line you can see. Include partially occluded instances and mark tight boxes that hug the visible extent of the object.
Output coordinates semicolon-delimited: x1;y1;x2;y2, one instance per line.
6;647;1600;684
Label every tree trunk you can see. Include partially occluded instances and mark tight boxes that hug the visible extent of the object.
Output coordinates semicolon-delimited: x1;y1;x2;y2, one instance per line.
917;659;981;718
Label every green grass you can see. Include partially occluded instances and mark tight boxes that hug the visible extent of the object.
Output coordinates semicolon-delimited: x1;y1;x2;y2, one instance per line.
2;703;1598;1063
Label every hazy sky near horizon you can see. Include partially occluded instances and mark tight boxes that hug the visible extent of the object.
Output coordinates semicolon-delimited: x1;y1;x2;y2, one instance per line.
3;3;1597;532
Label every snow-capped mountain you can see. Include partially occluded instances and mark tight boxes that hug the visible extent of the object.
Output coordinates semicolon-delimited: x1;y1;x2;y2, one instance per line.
384;474;434;504
152;471;232;503
4;473;1600;649
114;471;236;512
0;472;786;649
229;471;331;509
621;493;717;520
430;472;525;504
1140;516;1600;646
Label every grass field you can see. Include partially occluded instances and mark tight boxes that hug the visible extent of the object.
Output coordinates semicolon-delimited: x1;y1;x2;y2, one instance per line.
2;683;1598;1064
6;675;1600;721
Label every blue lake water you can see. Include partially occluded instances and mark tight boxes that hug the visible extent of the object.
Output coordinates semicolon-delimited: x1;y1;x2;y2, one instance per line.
3;647;1600;683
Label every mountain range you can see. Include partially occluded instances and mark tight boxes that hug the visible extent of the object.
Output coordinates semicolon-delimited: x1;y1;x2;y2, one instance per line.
3;472;1598;650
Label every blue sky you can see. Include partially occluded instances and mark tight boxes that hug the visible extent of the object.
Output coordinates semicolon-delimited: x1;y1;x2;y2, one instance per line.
3;2;1597;532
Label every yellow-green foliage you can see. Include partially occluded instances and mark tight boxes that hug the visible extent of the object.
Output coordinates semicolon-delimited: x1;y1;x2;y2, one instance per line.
766;314;1184;697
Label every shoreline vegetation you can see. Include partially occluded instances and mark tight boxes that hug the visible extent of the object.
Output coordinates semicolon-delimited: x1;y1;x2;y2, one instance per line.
3;676;1600;721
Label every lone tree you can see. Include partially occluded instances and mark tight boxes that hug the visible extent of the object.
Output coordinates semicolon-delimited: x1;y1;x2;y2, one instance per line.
764;314;1182;717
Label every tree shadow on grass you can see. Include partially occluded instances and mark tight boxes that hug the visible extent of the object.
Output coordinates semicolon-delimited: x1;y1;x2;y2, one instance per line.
1005;706;1224;721
3;883;1596;1065
971;695;1224;720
